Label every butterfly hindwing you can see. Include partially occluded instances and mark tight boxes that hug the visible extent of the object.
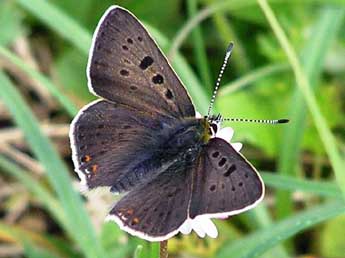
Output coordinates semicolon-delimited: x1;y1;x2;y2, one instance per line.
107;163;193;241
189;138;264;218
70;5;267;242
88;6;195;118
70;99;173;191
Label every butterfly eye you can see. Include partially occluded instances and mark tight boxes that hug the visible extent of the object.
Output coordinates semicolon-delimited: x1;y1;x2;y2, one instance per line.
210;123;218;134
209;123;218;136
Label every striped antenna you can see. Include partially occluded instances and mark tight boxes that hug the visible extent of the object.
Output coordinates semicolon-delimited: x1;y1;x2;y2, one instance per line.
207;42;234;118
222;118;289;124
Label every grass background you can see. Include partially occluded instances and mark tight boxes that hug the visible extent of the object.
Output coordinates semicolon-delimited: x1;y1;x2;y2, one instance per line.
0;0;345;257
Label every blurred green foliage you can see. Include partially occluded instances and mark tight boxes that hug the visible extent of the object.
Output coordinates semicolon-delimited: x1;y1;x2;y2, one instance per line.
0;0;345;257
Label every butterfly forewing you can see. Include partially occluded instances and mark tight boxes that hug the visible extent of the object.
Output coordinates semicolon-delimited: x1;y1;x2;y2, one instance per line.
70;99;174;190
189;138;264;218
107;163;193;241
88;6;195;118
70;5;267;242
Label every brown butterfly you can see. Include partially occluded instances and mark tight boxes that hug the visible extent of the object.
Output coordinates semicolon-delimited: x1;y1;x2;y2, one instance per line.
69;6;286;241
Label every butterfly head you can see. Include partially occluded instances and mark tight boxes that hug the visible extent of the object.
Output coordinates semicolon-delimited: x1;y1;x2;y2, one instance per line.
207;114;222;137
200;113;222;143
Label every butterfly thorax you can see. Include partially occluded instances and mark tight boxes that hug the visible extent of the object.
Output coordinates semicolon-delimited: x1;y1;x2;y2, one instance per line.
163;118;210;150
70;7;265;240
110;117;210;193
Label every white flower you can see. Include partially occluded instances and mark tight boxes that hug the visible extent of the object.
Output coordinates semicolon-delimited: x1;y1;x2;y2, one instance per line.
179;216;218;238
178;111;243;238
217;127;242;152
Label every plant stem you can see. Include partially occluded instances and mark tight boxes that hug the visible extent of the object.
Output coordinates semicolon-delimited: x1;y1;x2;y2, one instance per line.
160;240;168;258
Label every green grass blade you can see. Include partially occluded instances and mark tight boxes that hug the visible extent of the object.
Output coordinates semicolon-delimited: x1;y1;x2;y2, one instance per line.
219;63;289;96
134;245;144;258
276;6;345;218
188;0;213;93
257;0;345;198
23;240;60;258
246;205;290;258
150;243;160;258
16;0;91;54
133;241;150;258
169;0;345;60
217;200;345;258
205;0;251;73
0;71;108;258
0;155;67;229
0;45;78;117
0;222;78;258
261;172;341;198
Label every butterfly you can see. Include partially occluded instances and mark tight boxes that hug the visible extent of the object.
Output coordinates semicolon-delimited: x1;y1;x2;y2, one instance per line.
69;5;265;241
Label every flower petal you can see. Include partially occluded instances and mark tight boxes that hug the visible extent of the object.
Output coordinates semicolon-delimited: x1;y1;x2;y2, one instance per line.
190;217;206;238
217;214;229;220
195;111;202;118
199;217;218;238
179;219;192;235
216;127;234;142
231;142;243;152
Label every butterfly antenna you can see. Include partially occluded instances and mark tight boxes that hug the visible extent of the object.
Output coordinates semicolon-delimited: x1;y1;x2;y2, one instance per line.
207;42;234;119
222;118;289;124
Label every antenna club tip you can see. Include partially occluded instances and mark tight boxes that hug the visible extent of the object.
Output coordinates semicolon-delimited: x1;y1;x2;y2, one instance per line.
226;42;234;56
278;119;289;123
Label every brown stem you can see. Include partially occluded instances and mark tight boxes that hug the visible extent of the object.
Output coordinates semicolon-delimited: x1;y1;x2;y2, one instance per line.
0;124;69;143
159;240;168;258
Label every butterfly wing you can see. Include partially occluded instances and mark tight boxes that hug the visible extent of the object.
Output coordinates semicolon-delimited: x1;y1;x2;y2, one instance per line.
107;163;193;241
88;6;195;118
70;99;173;191
189;138;264;219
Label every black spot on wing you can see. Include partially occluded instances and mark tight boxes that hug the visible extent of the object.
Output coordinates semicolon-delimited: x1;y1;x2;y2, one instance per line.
152;74;164;84
165;89;173;100
139;56;154;70
212;151;219;158
210;185;216;192
120;69;129;76
224;164;236;177
218;157;226;167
